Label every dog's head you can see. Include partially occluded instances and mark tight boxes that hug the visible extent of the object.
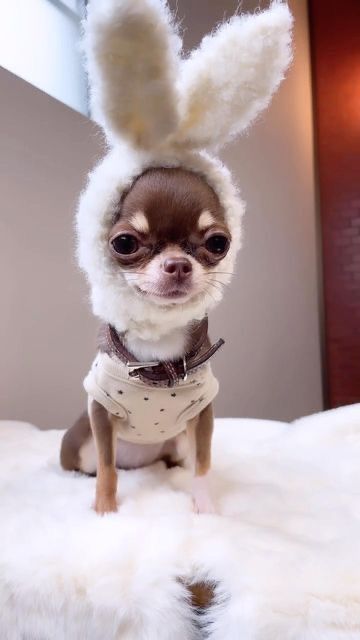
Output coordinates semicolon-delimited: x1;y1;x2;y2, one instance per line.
108;167;231;307
78;147;243;339
78;0;293;338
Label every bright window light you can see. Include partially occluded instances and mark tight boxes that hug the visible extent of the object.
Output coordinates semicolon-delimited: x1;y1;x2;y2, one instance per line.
0;0;88;115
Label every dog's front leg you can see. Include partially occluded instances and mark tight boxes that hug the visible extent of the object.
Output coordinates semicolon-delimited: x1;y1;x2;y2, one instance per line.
187;403;215;514
88;397;118;515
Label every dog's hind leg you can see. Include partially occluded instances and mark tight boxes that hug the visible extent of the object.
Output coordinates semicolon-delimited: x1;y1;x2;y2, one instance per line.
60;410;95;475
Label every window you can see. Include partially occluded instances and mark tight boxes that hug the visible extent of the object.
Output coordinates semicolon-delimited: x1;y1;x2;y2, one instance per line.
0;0;88;115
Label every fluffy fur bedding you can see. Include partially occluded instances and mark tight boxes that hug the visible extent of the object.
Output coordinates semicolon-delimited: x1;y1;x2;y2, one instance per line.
1;405;360;639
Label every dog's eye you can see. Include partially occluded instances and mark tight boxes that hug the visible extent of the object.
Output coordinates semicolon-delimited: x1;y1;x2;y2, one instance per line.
205;234;229;256
111;234;139;255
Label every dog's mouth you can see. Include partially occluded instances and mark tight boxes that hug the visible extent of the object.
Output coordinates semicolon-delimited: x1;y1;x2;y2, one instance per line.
135;285;194;303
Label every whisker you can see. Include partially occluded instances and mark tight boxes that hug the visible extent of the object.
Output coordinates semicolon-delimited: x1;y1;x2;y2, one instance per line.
205;283;226;298
208;271;234;276
205;280;224;291
120;271;144;275
206;277;228;284
205;279;228;288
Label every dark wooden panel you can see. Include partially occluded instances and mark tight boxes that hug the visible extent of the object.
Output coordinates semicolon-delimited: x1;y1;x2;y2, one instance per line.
309;0;360;406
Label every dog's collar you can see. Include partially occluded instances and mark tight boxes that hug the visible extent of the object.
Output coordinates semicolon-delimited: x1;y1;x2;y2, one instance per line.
103;318;224;388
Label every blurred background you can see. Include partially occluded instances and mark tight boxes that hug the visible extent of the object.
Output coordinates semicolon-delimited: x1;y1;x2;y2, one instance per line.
0;0;358;428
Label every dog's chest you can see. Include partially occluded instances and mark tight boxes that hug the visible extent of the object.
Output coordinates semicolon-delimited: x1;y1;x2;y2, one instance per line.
84;352;219;444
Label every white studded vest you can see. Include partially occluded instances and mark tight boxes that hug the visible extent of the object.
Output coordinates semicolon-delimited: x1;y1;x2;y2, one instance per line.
84;351;219;444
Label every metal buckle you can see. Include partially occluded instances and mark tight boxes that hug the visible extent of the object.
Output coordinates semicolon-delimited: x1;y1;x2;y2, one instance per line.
182;356;188;381
127;361;160;377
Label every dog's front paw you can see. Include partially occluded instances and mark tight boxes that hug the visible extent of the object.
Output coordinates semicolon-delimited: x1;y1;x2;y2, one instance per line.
192;494;216;515
192;475;216;514
94;494;118;515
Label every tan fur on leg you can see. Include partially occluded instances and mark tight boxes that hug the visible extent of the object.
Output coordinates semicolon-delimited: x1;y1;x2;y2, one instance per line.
194;403;214;476
187;403;215;514
89;398;118;515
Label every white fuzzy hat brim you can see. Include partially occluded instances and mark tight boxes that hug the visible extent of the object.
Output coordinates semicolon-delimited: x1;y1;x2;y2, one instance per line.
77;145;245;338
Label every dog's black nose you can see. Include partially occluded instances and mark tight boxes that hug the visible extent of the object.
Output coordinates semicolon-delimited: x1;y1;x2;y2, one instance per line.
163;257;192;279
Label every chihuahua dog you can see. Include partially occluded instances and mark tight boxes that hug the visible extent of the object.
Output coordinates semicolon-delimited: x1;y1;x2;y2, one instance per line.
59;0;292;514
61;167;230;514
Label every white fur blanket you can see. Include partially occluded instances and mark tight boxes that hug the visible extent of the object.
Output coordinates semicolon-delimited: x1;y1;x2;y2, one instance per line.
1;406;360;640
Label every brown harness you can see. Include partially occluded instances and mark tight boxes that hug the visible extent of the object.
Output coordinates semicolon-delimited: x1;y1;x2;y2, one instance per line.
101;317;224;387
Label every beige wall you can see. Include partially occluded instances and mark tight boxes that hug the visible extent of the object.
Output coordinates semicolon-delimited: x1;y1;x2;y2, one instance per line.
0;67;100;429
0;0;323;429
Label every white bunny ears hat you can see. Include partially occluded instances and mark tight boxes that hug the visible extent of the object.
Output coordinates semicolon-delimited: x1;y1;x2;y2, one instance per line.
77;0;293;336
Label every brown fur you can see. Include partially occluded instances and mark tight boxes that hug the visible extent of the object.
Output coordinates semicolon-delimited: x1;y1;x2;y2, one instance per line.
109;168;230;270
117;167;225;236
60;410;91;472
188;582;215;609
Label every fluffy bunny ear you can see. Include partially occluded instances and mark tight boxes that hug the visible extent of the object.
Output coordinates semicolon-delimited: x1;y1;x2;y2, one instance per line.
173;2;293;150
84;0;181;150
